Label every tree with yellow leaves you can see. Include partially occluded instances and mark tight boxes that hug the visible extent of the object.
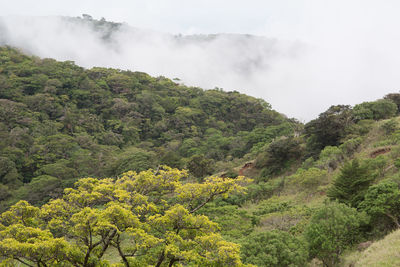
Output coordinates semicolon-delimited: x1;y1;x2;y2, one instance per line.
0;166;251;266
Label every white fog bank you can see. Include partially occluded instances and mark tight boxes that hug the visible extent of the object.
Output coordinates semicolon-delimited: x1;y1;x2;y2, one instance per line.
1;13;400;121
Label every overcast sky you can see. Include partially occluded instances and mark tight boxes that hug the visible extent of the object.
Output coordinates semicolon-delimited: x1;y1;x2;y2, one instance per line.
1;0;303;35
1;0;400;121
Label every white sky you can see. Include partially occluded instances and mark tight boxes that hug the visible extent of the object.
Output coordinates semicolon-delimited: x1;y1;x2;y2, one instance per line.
1;0;400;121
0;0;298;34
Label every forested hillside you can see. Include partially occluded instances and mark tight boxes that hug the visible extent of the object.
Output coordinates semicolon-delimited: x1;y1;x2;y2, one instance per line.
2;46;400;266
0;46;295;210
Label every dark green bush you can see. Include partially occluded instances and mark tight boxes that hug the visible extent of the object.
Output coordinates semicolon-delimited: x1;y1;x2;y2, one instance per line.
304;202;369;267
241;230;308;267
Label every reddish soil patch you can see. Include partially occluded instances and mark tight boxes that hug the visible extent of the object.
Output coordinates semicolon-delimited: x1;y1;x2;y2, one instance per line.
238;161;254;176
370;147;391;158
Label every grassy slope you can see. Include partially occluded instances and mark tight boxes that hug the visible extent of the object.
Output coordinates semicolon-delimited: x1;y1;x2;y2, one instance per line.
342;229;400;267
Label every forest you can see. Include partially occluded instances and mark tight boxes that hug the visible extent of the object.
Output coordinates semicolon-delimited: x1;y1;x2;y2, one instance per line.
1;46;400;266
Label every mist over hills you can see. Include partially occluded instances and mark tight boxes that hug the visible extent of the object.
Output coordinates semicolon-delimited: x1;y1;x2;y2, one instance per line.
1;14;399;121
0;15;310;119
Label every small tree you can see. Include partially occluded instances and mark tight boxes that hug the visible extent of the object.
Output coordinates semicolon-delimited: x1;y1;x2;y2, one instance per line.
381;118;398;135
328;159;374;207
187;154;214;179
359;180;400;228
305;105;354;157
241;230;308;267
384;93;400;113
304;202;369;267
288;167;328;191
256;137;303;175
353;99;397;121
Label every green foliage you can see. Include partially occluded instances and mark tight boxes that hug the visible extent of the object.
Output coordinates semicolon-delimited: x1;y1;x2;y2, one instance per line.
256;137;303;176
353;99;397;121
246;122;296;154
287;167;327;191
348;119;375;136
0;157;21;188
363;155;388;179
0;184;11;201
381;118;398;135
328;159;375;207
305;105;354;157
359;180;400;229
384;93;400;113
315;146;343;170
187;154;214;179
111;147;157;174
0;167;251;266
240;230;308;267
253;197;293;216
226;178;285;205
13;175;66;206
339;137;362;157
249;179;285;202
159;150;183;169
36;160;78;180
201;202;254;240
304;202;369;267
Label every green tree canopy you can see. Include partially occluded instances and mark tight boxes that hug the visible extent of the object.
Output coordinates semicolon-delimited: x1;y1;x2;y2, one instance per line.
359;180;400;228
256;137;303;176
304;202;369;267
353;99;397;121
305;105;353;157
327;159;375;207
240;230;308;267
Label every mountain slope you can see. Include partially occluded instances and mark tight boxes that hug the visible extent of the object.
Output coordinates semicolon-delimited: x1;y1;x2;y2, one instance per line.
0;46;295;210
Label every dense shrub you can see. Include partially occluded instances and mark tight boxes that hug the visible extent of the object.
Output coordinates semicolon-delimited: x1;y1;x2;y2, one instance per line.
287;167;328;191
241;230;308;267
304;202;369;267
359;180;400;229
256;137;303;176
315;146;343;170
353;99;397;121
381;118;398;135
305;105;354;157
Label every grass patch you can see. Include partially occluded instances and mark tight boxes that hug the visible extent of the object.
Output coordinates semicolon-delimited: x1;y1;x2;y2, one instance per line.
342;229;400;267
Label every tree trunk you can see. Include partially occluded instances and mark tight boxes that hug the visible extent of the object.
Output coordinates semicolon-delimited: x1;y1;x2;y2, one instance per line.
385;212;400;228
155;250;165;267
168;258;177;267
116;243;130;267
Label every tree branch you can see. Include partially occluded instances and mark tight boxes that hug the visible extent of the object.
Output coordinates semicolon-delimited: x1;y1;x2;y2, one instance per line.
14;257;35;267
189;189;229;214
385;212;400;228
155;250;165;267
97;229;117;259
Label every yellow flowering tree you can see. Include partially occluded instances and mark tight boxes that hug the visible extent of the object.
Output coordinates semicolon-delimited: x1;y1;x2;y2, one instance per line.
0;166;251;267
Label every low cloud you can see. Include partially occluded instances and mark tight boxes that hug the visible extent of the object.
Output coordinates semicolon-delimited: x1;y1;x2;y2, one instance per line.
1;14;400;121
